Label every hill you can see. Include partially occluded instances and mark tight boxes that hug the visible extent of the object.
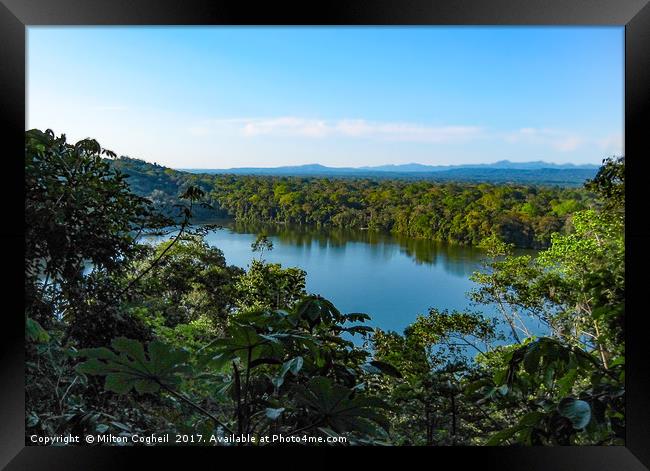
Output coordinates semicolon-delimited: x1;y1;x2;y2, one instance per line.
178;160;598;186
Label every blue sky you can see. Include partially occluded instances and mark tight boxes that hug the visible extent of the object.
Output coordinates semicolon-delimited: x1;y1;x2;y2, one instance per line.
27;27;623;168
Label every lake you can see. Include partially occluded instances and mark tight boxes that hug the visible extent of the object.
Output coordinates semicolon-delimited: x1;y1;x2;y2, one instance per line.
165;220;515;336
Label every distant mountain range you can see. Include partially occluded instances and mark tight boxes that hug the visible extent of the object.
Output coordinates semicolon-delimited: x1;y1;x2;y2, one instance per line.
178;160;600;186
361;160;599;172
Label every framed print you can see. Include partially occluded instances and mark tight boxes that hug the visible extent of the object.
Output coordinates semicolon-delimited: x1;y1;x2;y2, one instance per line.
2;0;649;469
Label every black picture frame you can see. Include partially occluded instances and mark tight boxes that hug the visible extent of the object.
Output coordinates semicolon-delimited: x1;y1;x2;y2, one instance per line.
2;0;648;469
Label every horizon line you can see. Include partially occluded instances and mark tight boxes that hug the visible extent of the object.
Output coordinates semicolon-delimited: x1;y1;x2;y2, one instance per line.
168;159;607;170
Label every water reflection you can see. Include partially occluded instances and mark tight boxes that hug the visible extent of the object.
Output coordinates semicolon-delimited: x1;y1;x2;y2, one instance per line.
168;219;537;337
224;220;486;277
143;219;541;345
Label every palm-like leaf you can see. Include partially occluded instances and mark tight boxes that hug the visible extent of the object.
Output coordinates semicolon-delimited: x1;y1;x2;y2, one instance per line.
76;337;191;394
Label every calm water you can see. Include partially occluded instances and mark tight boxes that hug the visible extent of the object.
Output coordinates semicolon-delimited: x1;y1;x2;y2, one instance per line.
166;220;521;335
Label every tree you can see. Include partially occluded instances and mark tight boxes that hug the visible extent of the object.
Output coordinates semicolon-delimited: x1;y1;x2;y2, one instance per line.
464;156;625;446
130;235;244;330
251;233;274;261
372;310;501;445
25;129;161;345
235;260;306;312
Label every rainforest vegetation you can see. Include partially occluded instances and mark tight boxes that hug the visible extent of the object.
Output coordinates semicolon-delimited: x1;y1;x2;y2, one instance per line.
26;129;624;446
112;156;594;249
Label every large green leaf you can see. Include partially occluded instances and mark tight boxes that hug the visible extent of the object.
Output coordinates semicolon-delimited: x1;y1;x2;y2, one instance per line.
294;296;343;327
342;325;374;336
201;323;285;367
272;356;304;390
486;424;526;445
507;337;597;393
76;337;191;395
26;317;50;343
342;313;371;323
518;411;545;427
293;376;389;436
112;337;147;365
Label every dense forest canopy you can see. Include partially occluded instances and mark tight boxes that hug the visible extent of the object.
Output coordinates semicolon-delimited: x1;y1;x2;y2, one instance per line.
26;129;624;446
112;156;595;249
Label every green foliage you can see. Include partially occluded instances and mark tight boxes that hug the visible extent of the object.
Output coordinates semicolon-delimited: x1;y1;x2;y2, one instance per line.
371;312;500;445
25;130;151;284
360;360;403;378
585;156;624;213
480;336;625;445
25;129;624;446
293;377;390;436
76;296;397;441
110;156;225;221
234;260;306;311
25;129;161;345
76;338;191;394
463;156;625;446
407;309;501;358
371;155;624;446
26;318;50;343
111;157;592;249
132;235;243;329
251;234;274;260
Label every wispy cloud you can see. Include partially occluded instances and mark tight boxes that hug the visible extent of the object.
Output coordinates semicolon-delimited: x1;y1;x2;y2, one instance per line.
596;133;624;154
505;127;585;152
187;118;622;160
189;117;484;143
